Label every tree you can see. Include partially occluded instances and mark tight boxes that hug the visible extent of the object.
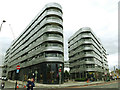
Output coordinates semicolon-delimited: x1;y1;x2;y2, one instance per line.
64;70;70;81
118;69;120;75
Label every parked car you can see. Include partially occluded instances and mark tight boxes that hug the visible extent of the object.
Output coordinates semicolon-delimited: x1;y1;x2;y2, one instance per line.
0;77;2;80
1;82;5;89
2;77;7;81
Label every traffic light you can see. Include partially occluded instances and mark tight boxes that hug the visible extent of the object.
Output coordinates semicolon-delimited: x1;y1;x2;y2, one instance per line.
59;64;62;75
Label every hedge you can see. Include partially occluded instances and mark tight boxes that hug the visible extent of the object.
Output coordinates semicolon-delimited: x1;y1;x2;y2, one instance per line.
75;78;87;81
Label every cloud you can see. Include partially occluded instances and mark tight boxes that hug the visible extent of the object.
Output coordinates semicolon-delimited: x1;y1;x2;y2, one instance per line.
108;53;118;71
0;37;12;65
0;0;118;71
0;37;12;54
63;0;118;61
0;53;5;65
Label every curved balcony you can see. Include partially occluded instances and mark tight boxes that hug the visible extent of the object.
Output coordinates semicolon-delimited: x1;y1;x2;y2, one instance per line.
46;10;62;18
20;57;64;69
11;36;63;63
43;46;63;52
45;3;62;12
81;34;91;38
10;45;64;67
10;3;62;49
46;18;63;26
12;13;63;52
44;57;64;62
11;27;63;59
9;54;64;71
69;46;93;57
82;27;91;30
82;40;93;45
85;68;103;72
39;18;63;30
80;68;96;72
69;40;93;52
45;27;63;35
70;68;98;73
44;36;63;43
70;60;95;67
69;53;95;62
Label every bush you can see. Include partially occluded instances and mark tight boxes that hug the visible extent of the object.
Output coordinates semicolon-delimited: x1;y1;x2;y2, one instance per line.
75;78;87;81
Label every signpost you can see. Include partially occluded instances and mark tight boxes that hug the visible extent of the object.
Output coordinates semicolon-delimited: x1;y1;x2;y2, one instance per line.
16;70;19;73
16;65;20;70
15;65;20;90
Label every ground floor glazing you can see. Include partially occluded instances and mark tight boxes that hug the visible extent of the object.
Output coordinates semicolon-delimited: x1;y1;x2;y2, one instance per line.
70;71;103;81
8;62;64;84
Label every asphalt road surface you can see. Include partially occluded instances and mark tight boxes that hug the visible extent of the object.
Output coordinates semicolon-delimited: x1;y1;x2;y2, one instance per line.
80;81;119;88
0;80;120;90
68;80;120;88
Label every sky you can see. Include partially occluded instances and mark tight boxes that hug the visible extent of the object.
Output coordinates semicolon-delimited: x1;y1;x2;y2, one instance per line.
0;0;119;71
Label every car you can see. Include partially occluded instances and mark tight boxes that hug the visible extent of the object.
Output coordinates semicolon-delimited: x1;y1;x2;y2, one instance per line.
0;77;2;80
2;77;7;81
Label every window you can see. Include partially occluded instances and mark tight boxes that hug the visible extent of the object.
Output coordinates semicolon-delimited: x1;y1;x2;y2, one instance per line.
45;52;63;57
86;64;95;68
45;33;62;38
48;8;62;14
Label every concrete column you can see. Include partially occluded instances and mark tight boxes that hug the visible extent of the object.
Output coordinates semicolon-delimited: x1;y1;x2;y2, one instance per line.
83;72;84;78
86;72;88;78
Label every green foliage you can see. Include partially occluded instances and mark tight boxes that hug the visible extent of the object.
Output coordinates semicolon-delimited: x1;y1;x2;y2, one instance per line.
64;70;70;79
65;70;69;75
75;78;87;81
119;69;120;75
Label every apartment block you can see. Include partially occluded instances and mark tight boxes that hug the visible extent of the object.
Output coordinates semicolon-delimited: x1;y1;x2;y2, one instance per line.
68;27;108;80
4;3;64;84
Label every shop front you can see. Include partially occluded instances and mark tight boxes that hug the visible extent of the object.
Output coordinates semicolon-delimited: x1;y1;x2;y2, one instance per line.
8;62;64;84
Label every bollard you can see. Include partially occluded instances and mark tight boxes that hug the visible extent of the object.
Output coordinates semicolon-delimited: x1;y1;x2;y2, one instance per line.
23;81;26;88
87;79;89;83
24;84;26;88
17;82;19;88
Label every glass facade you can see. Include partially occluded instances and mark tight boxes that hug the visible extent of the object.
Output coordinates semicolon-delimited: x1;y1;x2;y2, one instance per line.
8;62;64;84
68;27;109;80
4;3;64;84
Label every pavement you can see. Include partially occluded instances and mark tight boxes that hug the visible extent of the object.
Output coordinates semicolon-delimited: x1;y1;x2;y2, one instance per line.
7;79;119;89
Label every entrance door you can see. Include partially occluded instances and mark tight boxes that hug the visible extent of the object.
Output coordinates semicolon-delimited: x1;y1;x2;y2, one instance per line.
46;63;58;84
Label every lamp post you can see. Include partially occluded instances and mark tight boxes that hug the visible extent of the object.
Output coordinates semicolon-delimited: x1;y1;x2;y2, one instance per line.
0;20;6;75
0;20;6;32
0;20;15;39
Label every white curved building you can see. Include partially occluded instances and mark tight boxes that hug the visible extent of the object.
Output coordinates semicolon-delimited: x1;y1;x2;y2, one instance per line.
68;27;109;80
4;3;64;84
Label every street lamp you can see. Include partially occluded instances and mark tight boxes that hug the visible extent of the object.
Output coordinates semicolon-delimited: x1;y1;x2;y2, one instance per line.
0;20;15;39
0;20;6;79
0;20;6;32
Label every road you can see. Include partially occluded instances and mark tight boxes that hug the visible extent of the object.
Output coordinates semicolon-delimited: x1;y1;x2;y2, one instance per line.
0;80;47;90
68;80;120;88
0;80;23;89
0;80;119;90
81;81;119;88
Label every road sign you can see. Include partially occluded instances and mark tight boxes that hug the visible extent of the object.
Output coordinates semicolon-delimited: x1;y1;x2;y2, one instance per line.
16;70;19;73
16;65;20;70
